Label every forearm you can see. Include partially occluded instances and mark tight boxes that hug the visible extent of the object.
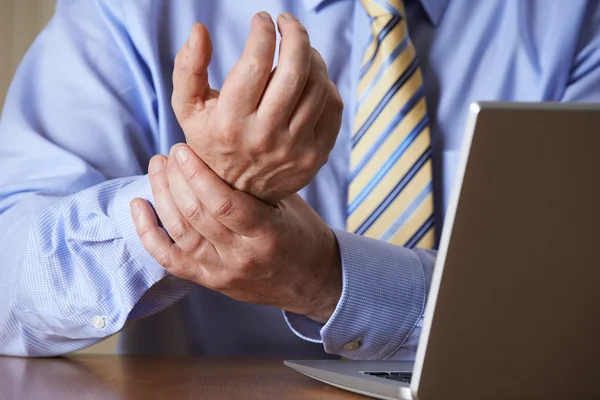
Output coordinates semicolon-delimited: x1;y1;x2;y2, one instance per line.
0;176;196;357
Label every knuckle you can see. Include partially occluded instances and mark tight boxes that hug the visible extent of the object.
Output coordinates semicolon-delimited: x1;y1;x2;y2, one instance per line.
334;96;344;114
166;157;179;173
189;235;205;252
257;20;276;36
181;199;204;223
151;176;168;194
300;149;321;172
244;58;271;81
273;144;293;163
137;225;153;241
282;66;309;88
316;74;331;89
212;196;235;220
330;84;344;114
310;48;329;75
230;207;253;231
215;116;234;135
312;77;330;100
186;167;205;189
215;118;242;146
214;225;231;243
248;132;273;155
237;250;259;273
167;219;188;242
154;248;172;268
311;47;325;64
291;22;309;37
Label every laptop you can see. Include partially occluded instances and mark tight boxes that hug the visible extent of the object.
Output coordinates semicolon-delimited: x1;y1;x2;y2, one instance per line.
285;103;600;400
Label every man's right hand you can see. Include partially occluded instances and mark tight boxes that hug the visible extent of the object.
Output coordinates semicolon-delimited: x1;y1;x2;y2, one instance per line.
171;12;344;204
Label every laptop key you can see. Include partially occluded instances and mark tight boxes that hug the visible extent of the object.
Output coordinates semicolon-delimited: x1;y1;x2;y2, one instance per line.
389;372;413;378
383;375;412;383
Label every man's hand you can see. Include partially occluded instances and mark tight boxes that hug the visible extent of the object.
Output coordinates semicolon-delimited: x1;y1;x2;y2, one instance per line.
131;144;342;323
172;13;343;204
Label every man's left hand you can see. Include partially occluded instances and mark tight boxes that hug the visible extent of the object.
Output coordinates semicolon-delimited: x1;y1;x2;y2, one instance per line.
131;144;342;323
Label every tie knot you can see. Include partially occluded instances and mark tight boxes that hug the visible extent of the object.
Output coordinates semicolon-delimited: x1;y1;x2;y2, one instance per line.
361;0;405;18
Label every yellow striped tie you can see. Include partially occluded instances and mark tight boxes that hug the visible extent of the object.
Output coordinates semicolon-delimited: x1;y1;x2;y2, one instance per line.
348;0;435;249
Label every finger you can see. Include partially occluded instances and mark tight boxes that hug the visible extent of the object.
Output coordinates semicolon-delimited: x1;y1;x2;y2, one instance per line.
218;12;276;118
165;152;235;246
172;23;214;122
130;198;199;281
171;144;273;236
148;155;206;254
314;80;344;154
257;13;312;124
288;48;330;139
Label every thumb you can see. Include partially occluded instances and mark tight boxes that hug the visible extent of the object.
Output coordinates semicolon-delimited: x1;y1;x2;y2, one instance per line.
172;23;215;121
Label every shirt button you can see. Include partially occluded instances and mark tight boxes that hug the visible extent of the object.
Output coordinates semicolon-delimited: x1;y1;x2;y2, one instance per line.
343;340;361;351
92;316;105;329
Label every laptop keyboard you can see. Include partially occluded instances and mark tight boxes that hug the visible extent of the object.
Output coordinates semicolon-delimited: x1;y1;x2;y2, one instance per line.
362;371;413;384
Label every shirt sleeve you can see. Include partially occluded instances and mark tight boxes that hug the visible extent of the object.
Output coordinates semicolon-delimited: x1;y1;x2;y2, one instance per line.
0;0;196;357
285;229;436;360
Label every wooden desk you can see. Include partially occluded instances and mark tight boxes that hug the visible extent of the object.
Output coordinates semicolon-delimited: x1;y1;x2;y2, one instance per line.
0;356;367;399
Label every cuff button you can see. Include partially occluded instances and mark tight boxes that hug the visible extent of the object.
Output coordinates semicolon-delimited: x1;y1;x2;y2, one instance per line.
92;316;106;329
343;339;362;351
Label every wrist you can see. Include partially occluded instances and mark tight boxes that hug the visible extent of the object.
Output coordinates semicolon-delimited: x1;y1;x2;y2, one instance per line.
305;229;342;324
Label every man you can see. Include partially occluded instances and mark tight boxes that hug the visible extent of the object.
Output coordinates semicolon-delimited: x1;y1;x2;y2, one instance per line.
0;0;598;359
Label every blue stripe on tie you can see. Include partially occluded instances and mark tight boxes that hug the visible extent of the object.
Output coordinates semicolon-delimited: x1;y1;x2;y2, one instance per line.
349;117;428;214
357;34;410;110
379;181;433;242
353;58;419;144
353;147;432;235
350;91;425;181
360;16;401;78
404;214;435;248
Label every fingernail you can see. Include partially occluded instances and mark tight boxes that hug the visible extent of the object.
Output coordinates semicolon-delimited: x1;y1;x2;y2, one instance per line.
188;25;198;51
281;12;295;20
257;11;271;20
131;200;141;217
176;147;189;164
149;157;164;175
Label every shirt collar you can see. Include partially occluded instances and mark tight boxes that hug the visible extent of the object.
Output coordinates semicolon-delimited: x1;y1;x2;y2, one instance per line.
301;0;449;25
418;0;449;25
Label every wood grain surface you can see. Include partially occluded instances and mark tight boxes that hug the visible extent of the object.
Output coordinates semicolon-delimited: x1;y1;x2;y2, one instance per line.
0;355;369;399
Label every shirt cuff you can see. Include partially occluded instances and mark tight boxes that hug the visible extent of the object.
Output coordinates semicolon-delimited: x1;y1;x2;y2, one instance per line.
113;174;169;282
285;229;427;360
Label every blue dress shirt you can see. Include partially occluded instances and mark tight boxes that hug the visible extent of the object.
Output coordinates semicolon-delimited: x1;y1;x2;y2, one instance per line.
1;0;599;358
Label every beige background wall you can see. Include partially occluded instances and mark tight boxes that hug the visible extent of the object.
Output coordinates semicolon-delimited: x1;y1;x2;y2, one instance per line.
0;0;55;110
1;0;117;354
